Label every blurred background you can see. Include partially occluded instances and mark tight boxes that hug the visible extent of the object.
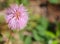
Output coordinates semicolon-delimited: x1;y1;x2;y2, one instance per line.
0;0;60;44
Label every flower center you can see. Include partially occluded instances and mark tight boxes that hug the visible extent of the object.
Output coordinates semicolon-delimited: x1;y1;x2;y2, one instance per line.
15;11;20;19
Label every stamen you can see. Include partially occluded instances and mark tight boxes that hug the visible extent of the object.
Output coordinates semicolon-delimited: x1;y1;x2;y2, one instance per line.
15;11;20;19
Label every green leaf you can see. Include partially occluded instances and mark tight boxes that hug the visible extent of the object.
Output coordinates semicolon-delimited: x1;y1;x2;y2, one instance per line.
36;26;46;36
3;32;10;39
52;40;58;44
32;30;40;41
0;34;3;42
9;35;15;42
21;0;29;6
40;16;48;29
45;31;56;39
15;0;19;4
19;31;25;41
56;22;60;37
24;36;32;44
48;0;59;4
0;15;5;24
32;30;44;41
8;0;15;4
36;26;45;31
0;36;3;42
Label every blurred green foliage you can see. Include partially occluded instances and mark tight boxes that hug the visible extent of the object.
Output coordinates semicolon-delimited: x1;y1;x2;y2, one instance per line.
24;36;32;44
0;15;5;25
48;0;60;4
15;0;29;6
0;0;8;10
0;34;3;42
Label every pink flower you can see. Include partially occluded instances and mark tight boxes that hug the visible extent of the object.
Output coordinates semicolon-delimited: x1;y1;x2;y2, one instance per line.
5;4;28;30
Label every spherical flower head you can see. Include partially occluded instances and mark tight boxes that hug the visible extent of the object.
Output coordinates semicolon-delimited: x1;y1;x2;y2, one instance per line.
5;4;28;30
